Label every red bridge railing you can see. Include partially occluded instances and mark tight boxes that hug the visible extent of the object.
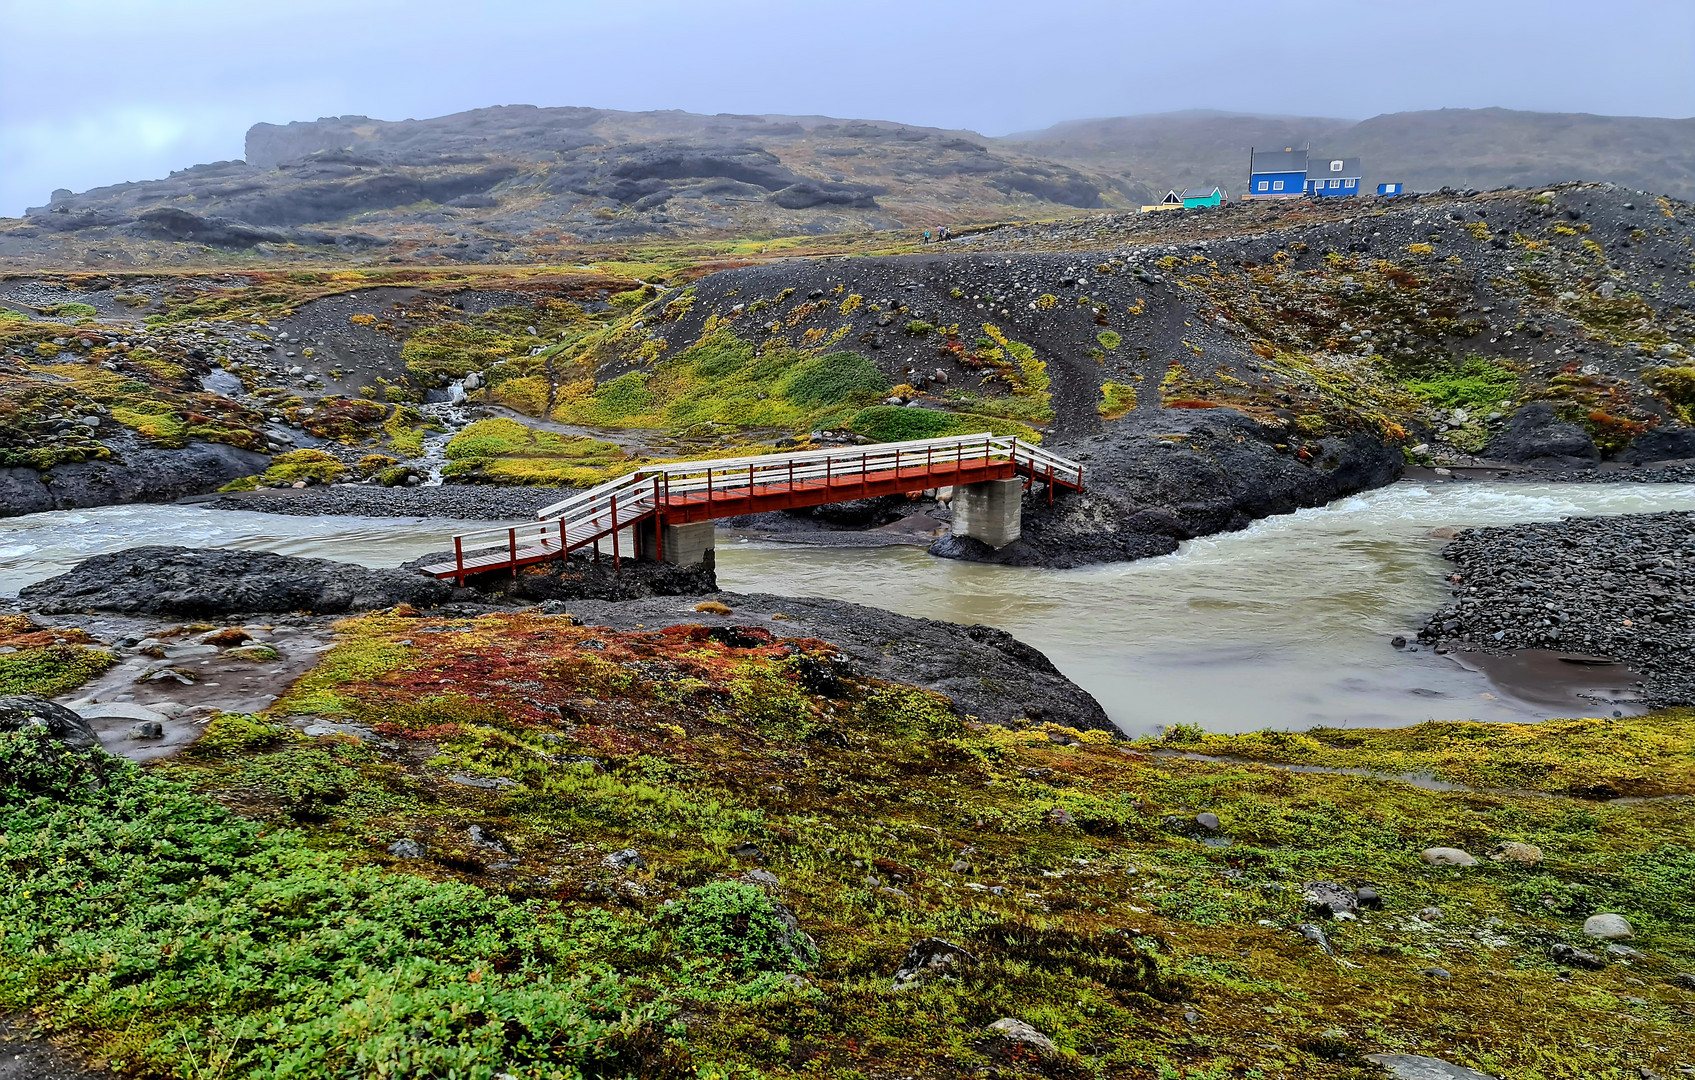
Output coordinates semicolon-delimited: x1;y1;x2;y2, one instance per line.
418;433;1083;583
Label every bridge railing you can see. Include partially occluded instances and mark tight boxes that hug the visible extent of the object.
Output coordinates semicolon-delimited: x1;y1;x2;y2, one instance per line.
532;433;1081;521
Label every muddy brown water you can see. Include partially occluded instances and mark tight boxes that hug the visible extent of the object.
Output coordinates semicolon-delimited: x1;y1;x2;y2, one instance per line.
3;481;1694;738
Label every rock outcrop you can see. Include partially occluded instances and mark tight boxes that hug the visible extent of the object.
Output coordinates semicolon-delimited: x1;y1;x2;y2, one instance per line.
19;546;455;617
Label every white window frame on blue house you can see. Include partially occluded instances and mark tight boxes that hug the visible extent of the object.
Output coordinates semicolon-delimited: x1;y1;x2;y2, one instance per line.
1257;181;1268;192
1272;180;1284;191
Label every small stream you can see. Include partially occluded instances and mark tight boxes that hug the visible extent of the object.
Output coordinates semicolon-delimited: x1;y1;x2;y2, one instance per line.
3;481;1693;738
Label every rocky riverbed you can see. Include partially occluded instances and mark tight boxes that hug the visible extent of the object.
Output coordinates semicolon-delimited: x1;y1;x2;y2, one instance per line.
1419;511;1695;706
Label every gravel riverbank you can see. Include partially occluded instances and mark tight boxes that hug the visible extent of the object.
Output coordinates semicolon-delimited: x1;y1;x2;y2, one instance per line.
1419;511;1695;706
195;484;574;520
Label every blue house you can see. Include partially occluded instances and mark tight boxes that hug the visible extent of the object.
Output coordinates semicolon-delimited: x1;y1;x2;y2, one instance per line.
1306;156;1362;197
1246;147;1307;199
1377;182;1405;196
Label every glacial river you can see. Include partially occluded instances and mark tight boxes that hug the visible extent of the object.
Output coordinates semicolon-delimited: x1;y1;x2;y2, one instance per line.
4;481;1693;737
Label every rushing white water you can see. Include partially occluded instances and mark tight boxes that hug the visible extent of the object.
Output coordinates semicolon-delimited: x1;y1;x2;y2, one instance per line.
4;481;1693;736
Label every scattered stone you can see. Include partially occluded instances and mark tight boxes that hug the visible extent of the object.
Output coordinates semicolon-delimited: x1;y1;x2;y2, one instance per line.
1421;966;1453;980
1417;906;1444;924
387;839;426;859
125;720;164;740
1607;944;1646;961
740;868;780;890
891;937;978;991
467;825;508;853
1195;811;1220;831
1550;943;1606;969
1297;923;1335;956
448;773;519;789
1584;913;1634;940
1422;847;1477;867
1365;1054;1502;1080
1355;885;1383;909
1490;841;1544;867
1303;881;1358;918
1673;973;1695;990
986;1018;1057;1057
602;848;646;871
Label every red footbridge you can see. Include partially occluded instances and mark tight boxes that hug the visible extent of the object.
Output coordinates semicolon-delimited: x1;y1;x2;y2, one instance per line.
418;434;1085;584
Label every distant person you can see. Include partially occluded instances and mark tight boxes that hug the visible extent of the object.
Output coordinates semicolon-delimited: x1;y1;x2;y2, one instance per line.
923;230;931;244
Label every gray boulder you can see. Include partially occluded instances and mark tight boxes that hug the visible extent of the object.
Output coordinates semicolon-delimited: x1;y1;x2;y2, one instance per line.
0;695;100;750
1365;1054;1501;1080
1482;403;1600;467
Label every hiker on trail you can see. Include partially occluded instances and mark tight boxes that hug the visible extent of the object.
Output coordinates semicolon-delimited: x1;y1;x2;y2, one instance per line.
923;230;931;244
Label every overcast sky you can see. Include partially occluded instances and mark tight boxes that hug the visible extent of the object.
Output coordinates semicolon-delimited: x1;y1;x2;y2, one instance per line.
2;0;1691;217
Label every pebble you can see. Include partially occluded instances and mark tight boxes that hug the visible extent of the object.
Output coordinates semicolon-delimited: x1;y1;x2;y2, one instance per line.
1489;841;1543;867
1422;847;1477;867
1421;512;1695;705
1420;966;1453;979
387;839;426;859
1417;906;1444;923
1551;942;1606;969
986;1018;1056;1056
1195;811;1220;831
601;848;646;871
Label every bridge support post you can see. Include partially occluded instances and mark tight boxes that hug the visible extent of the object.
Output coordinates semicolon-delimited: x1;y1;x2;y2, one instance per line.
638;520;715;566
950;477;1023;549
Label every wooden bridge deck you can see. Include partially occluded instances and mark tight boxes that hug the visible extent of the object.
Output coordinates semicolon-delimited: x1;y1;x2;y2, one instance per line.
417;433;1083;583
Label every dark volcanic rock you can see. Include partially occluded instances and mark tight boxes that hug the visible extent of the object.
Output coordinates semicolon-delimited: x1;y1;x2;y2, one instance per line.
1619;426;1695;464
0;695;100;750
402;550;717;601
1;438;271;518
20;546;454;617
1418;512;1695;706
1482;403;1600;468
557;591;1114;733
934;410;1402;567
122;207;284;248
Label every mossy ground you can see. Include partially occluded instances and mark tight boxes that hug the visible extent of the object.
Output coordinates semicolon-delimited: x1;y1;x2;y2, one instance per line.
0;318;268;469
6;606;1691;1079
0;615;116;696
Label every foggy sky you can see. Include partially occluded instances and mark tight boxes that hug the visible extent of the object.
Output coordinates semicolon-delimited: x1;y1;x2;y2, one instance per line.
2;0;1691;218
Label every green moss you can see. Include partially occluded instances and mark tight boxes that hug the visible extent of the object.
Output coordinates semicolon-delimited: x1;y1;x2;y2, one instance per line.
1097;329;1122;350
0;730;656;1078
1405;355;1519;409
443;417;629;486
554;331;890;435
848;405;1038;443
1645;366;1695;423
0;646;117;696
260;448;346;485
1152;710;1695;798
1097;380;1138;419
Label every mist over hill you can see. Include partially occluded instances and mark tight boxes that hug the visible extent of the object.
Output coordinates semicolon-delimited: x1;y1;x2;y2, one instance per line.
1006;107;1695;200
2;103;1689;267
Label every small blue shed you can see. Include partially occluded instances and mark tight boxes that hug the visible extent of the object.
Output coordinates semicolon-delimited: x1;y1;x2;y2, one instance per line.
1377;182;1405;196
1306;156;1362;197
1246;148;1307;199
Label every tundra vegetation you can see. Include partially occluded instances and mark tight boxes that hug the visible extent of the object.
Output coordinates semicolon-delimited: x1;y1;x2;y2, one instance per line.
4;605;1692;1078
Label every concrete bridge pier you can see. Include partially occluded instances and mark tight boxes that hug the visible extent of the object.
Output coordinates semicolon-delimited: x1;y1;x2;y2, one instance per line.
638;519;716;565
950;476;1023;548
